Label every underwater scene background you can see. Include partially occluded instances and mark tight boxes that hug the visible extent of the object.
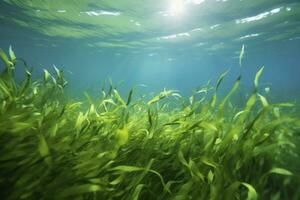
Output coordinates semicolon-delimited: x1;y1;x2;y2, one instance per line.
0;0;300;199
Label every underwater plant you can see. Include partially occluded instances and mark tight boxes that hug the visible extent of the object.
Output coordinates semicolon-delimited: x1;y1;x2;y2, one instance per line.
0;47;299;200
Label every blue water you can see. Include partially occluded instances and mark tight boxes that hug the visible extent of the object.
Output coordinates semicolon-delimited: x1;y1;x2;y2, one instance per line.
0;0;300;101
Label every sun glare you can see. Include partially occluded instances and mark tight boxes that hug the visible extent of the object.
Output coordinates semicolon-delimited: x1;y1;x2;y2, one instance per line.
170;0;185;16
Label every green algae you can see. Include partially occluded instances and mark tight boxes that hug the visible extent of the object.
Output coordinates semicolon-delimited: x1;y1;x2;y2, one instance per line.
0;47;299;200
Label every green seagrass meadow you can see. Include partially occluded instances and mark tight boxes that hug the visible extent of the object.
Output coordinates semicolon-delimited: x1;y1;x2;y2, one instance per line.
0;47;299;200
